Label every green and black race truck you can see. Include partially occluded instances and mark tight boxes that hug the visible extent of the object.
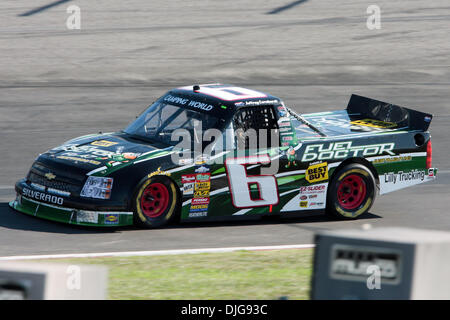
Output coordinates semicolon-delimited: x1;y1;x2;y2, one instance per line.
10;84;436;228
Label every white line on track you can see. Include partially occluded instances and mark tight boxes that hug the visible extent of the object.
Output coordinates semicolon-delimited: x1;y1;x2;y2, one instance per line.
0;244;315;261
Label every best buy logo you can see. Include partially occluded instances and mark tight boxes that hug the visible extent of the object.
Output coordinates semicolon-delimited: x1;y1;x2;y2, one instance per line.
306;162;328;183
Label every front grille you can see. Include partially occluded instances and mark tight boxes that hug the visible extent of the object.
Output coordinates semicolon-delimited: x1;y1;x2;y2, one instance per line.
27;162;85;195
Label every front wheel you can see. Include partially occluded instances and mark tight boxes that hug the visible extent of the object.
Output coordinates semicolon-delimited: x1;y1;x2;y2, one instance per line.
326;163;376;219
133;175;179;228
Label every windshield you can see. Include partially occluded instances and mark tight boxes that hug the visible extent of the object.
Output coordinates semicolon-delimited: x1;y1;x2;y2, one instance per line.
124;101;224;146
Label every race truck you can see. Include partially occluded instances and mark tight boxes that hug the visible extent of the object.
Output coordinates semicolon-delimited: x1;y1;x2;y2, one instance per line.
10;84;437;228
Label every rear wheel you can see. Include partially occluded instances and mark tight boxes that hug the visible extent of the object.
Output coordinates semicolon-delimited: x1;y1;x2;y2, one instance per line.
133;175;179;228
326;163;376;219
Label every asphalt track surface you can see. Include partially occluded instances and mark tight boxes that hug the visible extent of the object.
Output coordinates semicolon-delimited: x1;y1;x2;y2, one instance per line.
0;0;449;257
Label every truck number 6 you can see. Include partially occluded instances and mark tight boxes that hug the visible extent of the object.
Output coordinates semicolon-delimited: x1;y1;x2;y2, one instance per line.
225;154;279;208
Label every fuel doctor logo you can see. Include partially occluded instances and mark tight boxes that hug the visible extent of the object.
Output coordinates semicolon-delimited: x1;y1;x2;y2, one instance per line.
302;141;395;162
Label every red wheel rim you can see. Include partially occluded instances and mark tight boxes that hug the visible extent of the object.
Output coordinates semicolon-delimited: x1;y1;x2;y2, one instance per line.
140;183;170;218
337;174;367;210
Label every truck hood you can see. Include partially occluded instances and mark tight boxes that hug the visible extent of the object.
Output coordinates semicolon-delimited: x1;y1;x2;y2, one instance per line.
39;132;174;176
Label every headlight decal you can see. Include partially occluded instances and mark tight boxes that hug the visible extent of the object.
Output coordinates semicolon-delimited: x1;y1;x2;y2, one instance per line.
80;176;113;199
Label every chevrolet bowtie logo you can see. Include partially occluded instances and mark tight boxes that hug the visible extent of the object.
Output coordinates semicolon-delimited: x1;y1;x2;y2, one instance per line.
45;172;56;180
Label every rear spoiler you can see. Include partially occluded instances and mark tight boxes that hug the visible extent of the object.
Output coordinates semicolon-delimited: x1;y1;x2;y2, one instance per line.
347;94;433;131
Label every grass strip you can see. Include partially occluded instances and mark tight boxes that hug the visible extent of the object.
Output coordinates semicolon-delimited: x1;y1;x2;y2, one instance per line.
38;248;313;300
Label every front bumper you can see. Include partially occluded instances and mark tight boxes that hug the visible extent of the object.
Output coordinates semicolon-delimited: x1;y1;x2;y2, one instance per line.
10;179;134;227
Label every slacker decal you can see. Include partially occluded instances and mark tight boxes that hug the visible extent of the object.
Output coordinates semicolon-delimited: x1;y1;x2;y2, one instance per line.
379;169;435;195
305;162;328;183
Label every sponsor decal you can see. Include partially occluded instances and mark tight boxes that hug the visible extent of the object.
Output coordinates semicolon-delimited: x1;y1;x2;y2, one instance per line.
189;161;211;217
350;119;397;129
91;140;118;147
195;165;210;173
98;152;140;168
279;121;291;127
372;155;412;164
304;114;398;133
163;94;214;111
148;167;171;178
55;144;117;157
57;155;101;165
428;168;435;177
299;184;326;194
47;188;70;197
196;173;211;181
190;204;209;210
188;211;208;217
182;174;196;183
240;99;279;107
302;141;395;162
305;162;328;183
284;182;328;211
379;169;434;195
384;170;425;184
277;105;288;117
191;197;210;205
77;211;99;224
195;154;209;165
23;188;64;205
309;202;324;207
285;146;297;169
194;190;210;197
181;174;196;196
104;213;119;225
194;181;210;191
178;158;194;165
30;183;46;192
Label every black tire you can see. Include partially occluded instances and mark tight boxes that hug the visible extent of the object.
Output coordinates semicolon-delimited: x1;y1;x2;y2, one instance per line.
326;163;376;219
133;175;180;228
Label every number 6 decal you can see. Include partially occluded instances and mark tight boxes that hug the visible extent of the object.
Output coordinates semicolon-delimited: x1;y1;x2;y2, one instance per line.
225;154;279;208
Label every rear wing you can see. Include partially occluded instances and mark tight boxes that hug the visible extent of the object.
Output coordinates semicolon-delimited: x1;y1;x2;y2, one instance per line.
347;94;433;131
